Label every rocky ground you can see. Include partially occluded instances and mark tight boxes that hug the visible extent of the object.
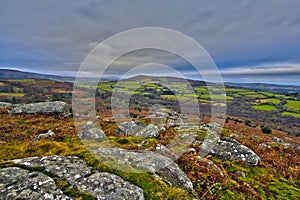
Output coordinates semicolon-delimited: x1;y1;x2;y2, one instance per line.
0;102;300;199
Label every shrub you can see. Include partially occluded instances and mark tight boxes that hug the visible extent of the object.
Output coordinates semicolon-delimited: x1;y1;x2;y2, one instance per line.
261;125;272;134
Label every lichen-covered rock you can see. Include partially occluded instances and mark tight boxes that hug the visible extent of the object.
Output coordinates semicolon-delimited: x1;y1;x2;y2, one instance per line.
150;108;183;127
9;101;70;117
13;156;91;185
116;121;145;136
135;124;159;138
12;156;144;200
78;172;144;200
0;102;12;109
79;121;106;140
116;121;159;138
94;148;195;194
0;167;72;200
209;137;260;166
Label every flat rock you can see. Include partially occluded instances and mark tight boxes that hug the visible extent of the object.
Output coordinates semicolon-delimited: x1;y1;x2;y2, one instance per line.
116;121;159;138
0;167;72;200
9;101;70;117
94;148;195;193
209;137;260;166
12;156;144;200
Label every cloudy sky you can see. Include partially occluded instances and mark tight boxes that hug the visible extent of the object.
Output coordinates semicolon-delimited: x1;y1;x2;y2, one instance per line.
1;0;300;85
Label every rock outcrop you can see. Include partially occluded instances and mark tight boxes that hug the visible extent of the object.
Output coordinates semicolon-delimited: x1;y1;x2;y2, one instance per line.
94;148;195;194
0;167;72;200
209;137;260;166
0;102;12;109
9;101;70;117
150;108;183;127
79;121;106;141
11;156;144;200
116;121;159;138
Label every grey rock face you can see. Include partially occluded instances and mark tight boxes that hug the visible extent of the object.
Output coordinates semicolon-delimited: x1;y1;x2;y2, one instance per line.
9;101;70;117
94;148;195;193
79;121;106;140
153;108;183;127
12;156;144;200
135;124;159;138
116;121;145;136
34;130;55;142
0;167;72;200
116;121;159;138
210;137;260;166
0;102;12;109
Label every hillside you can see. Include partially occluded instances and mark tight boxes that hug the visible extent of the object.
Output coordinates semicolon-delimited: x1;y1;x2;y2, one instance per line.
0;71;300;199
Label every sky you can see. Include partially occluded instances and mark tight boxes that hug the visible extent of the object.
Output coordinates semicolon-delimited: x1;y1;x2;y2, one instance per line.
0;0;300;85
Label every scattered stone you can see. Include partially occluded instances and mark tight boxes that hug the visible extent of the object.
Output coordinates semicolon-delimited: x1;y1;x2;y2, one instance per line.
79;121;106;141
282;143;300;152
94;148;195;194
12;156;144;199
252;135;260;140
259;143;271;149
0;167;72;200
34;130;55;142
188;148;196;153
283;137;293;141
116;121;159;138
160;127;166;132
9;101;70;117
209;137;260;166
272;136;283;143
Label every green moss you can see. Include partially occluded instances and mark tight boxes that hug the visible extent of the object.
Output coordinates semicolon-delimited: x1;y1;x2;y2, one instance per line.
219;190;241;200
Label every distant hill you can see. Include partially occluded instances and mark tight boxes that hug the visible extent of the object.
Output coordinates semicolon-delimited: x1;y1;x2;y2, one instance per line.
0;69;74;82
226;82;300;94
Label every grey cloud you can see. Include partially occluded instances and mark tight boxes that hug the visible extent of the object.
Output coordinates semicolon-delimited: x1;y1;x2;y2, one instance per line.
0;0;299;85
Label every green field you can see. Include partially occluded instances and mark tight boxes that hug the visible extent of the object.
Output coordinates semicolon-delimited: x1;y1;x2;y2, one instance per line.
0;92;24;97
282;111;300;118
0;82;6;86
284;100;300;111
200;94;233;100
257;98;281;104
252;104;277;111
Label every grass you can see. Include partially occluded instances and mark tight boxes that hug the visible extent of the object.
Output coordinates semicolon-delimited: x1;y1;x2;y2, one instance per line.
0;92;24;97
257;98;281;104
252;104;277;111
200;94;233;100
282;112;300;118
284;100;300;112
0;82;6;86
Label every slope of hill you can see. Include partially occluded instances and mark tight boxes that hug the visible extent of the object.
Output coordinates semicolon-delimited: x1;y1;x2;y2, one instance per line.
0;69;74;82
